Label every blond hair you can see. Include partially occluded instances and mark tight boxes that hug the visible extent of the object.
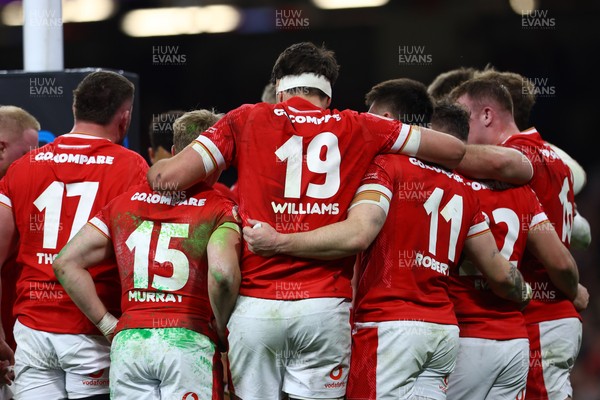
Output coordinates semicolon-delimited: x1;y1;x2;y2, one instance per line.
0;105;41;139
172;109;223;153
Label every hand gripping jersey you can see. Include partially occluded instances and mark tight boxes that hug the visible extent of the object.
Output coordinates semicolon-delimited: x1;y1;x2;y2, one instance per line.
0;134;148;334
503;128;578;324
449;181;548;340
88;182;240;343
352;155;488;325
193;97;419;300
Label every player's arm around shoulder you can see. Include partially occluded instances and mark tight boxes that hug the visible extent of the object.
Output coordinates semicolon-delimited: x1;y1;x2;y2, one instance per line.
243;202;386;260
464;230;532;307
416;126;466;170
207;222;242;345
147;143;208;192
52;223;116;340
456;145;533;185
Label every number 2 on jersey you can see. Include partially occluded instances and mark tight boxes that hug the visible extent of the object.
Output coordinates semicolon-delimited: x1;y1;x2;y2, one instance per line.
126;221;190;291
276;133;341;199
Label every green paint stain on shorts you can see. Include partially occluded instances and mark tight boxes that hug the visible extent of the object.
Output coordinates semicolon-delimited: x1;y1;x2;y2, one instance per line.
118;328;153;340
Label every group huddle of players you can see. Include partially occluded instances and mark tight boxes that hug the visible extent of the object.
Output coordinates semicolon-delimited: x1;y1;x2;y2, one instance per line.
0;41;591;400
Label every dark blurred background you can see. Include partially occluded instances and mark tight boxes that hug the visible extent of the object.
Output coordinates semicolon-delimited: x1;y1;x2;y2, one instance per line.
1;0;599;396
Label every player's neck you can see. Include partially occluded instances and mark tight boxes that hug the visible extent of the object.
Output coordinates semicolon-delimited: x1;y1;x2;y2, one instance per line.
69;121;119;142
495;120;520;144
287;94;329;109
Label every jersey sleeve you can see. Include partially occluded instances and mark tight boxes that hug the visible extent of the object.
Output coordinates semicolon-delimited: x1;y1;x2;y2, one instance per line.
524;186;549;229
192;104;253;177
213;195;242;234
87;202;113;239
349;155;394;215
360;112;417;155
466;198;489;239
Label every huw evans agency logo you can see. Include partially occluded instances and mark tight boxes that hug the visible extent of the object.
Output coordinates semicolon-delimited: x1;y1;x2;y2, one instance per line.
275;9;309;29
152;45;187;65
398;45;432;66
521;9;555;29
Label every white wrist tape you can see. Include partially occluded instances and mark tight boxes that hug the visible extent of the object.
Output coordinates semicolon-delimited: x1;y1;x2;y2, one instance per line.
96;312;118;337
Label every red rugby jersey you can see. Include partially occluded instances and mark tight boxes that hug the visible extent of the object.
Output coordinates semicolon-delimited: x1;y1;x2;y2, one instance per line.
89;182;239;342
449;181;547;339
503;128;578;324
194;97;419;300
0;133;148;334
352;155;488;325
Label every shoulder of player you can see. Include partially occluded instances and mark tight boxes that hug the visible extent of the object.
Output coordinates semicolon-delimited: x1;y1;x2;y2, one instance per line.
224;103;257;122
96;143;150;173
503;129;543;147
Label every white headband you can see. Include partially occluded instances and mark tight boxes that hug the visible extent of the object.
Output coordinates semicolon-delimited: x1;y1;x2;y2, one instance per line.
277;73;332;98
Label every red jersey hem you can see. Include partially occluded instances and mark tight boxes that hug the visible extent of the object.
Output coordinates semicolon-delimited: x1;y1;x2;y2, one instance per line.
16;315;101;335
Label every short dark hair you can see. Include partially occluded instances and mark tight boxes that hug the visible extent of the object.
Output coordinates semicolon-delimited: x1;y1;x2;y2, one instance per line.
448;77;514;116
475;69;535;130
148;110;186;152
73;70;135;125
271;42;340;99
428;67;478;101
431;101;470;142
365;78;433;125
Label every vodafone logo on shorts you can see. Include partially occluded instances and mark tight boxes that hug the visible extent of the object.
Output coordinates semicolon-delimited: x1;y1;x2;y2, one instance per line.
324;366;345;389
89;370;104;379
83;369;108;386
329;366;343;380
182;392;199;400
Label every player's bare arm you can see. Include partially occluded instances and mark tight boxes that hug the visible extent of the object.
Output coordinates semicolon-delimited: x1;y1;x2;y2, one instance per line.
147;142;208;192
0;205;17;381
416;126;466;170
464;231;532;306
52;223;117;340
526;221;579;301
456;145;533;185
244;202;387;260
207;223;242;345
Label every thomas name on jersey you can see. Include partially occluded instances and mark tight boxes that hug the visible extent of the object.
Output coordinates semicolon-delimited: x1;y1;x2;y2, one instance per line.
33;151;115;165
